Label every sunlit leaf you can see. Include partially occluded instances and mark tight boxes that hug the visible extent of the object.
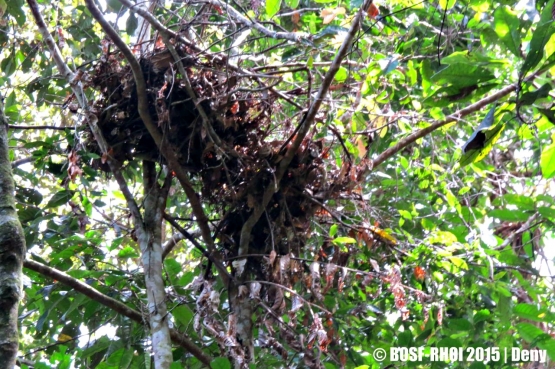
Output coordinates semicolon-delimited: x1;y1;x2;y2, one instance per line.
266;0;281;17
540;137;555;178
493;6;521;57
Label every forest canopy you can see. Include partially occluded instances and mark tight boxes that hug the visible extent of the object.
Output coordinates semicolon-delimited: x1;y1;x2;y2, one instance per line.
1;0;555;368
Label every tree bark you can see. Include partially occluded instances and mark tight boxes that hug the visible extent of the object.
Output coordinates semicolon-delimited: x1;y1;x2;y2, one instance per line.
139;161;173;368
0;100;26;369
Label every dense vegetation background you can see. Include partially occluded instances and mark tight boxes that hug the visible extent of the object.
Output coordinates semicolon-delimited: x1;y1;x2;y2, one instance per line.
1;0;555;367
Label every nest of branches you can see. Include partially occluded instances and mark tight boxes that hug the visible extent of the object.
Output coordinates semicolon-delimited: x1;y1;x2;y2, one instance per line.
87;41;352;260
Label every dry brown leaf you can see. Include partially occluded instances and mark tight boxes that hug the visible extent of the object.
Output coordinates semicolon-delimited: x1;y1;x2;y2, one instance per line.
356;136;367;158
232;259;247;276
268;249;277;266
291;11;301;25
320;7;346;24
249;282;261;299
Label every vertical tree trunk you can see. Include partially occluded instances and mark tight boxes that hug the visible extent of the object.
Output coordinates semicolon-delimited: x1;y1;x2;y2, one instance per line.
0;100;26;369
140;161;173;368
229;283;254;368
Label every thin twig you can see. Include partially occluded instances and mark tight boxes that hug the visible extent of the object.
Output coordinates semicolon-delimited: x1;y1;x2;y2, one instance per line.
9;125;68;130
163;213;234;284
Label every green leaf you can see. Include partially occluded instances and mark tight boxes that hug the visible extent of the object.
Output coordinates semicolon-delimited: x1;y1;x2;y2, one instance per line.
173;305;194;327
538;107;555;124
473;309;491;324
494;194;536;211
285;0;298;7
437;337;463;348
82;336;111;358
538;206;555;221
513;303;547;323
0;0;7;17
16;186;43;205
106;0;124;12
211;357;231;369
518;83;553;106
126;13;138;35
540;137;555;178
397;330;413;346
332;236;356;244
520;0;555;77
45;190;75;208
335;66;348;82
439;0;456;10
431;64;495;88
489;209;531;222
493;6;521;57
164;258;181;277
6;0;25;26
517;323;546;343
447;318;473;331
447;256;468;270
118;246;139;259
441;51;509;66
265;0;281;17
329;224;338;237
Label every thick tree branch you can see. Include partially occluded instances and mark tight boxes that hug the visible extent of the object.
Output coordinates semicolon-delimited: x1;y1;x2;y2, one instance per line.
370;69;548;169
237;0;372;258
85;0;216;256
23;259;212;366
162;232;185;259
117;0;220;146
11;156;36;169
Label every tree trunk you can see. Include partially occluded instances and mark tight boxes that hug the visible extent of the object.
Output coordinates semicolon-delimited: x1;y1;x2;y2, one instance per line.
139;161;173;368
0;100;26;369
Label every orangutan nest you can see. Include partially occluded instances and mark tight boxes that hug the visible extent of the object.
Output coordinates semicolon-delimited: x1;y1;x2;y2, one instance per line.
87;41;353;259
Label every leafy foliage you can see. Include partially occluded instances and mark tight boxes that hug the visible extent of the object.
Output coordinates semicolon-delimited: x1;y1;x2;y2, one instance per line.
2;0;555;367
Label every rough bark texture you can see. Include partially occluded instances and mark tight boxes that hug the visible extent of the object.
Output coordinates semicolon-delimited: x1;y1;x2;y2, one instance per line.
0;100;26;369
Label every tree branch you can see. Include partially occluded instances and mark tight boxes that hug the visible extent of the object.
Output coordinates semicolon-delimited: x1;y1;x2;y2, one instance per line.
117;0;220;146
11;156;36;169
162;232;185;259
199;0;306;43
141;161;173;368
370;68;548;169
163;213;234;283
26;0;145;227
23;259;212;366
8;125;68;130
237;0;372;258
85;0;216;256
